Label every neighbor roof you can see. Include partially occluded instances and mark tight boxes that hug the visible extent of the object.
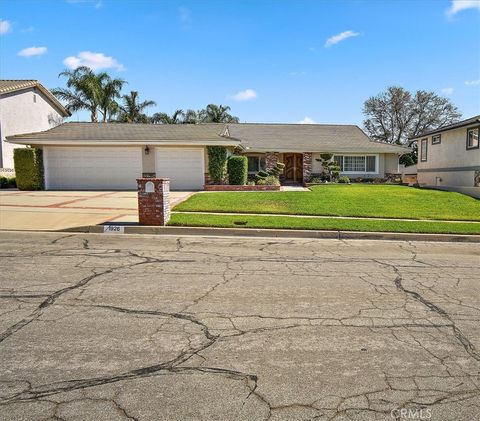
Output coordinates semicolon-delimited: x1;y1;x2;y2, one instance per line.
7;121;410;153
227;123;409;153
409;115;480;140
0;80;70;117
6;122;239;146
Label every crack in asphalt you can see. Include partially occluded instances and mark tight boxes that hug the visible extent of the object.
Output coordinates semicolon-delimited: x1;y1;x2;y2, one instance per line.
0;233;479;420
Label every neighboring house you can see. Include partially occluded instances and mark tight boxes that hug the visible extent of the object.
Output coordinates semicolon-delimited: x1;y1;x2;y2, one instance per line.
6;122;408;190
409;115;480;198
0;80;70;169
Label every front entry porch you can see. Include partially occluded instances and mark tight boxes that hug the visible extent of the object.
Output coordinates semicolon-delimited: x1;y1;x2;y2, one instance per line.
283;153;304;183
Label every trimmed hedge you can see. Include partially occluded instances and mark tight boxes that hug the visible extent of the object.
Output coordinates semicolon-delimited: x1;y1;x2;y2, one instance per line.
207;146;228;183
227;155;248;185
0;176;16;189
14;148;44;190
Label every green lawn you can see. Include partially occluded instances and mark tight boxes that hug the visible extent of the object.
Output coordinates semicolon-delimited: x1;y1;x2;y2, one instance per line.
174;185;480;222
169;213;480;235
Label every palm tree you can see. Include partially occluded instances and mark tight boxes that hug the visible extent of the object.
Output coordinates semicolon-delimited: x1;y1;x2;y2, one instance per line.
52;67;125;123
117;91;156;123
51;66;102;122
151;109;185;124
97;73;126;122
199;104;239;123
183;109;199;124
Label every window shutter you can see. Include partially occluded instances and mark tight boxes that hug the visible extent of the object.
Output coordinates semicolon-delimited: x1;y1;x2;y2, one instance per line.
334;156;343;171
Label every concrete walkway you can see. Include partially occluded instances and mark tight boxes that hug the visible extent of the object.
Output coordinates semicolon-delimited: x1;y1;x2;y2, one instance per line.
0;190;193;231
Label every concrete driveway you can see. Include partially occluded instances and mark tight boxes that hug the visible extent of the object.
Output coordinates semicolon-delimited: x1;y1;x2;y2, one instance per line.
0;232;479;420
0;190;193;231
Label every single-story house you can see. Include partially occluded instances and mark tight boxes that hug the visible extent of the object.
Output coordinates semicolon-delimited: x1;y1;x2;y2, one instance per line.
409;115;480;198
6;122;409;190
0;80;70;170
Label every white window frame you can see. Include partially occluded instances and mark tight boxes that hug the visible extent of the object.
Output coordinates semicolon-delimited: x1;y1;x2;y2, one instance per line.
333;154;379;174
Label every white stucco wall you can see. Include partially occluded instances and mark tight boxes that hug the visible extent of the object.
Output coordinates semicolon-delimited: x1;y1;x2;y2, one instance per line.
0;87;64;169
416;126;480;188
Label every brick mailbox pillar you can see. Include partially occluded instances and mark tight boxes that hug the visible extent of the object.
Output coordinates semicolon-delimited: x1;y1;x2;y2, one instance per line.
137;178;170;226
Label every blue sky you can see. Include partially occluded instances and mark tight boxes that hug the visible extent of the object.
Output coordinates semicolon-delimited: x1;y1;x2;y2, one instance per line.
1;0;479;124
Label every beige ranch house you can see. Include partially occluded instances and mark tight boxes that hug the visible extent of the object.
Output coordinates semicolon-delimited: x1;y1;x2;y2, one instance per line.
7;122;408;190
410;115;480;198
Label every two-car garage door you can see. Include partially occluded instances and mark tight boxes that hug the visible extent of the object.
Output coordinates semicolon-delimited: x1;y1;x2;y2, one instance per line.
44;146;205;190
45;147;142;190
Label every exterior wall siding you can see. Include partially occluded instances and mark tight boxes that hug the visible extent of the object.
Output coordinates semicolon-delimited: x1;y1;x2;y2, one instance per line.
0;88;64;168
416;126;480;188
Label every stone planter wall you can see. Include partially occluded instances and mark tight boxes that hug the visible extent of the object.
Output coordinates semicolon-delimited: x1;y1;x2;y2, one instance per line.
204;184;280;191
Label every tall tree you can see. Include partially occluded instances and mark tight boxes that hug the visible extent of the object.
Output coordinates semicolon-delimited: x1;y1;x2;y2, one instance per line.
198;104;239;123
183;109;199;124
97;74;126;122
363;86;461;145
52;66;103;122
151;109;185;124
117;91;156;123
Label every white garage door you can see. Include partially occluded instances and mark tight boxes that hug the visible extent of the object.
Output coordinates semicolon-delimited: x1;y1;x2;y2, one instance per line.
155;147;204;190
44;147;142;190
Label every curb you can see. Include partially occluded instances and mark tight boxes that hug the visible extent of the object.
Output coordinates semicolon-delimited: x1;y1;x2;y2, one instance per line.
60;225;480;243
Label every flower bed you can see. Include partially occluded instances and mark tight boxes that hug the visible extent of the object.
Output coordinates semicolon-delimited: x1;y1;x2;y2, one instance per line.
204;184;280;191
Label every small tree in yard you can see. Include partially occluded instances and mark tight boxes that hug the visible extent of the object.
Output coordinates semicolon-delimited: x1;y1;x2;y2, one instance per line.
315;154;340;182
255;162;285;184
227;156;248;185
207;146;228;183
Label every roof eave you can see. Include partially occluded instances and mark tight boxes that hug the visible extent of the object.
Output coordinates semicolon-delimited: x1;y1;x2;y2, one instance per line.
408;118;480;140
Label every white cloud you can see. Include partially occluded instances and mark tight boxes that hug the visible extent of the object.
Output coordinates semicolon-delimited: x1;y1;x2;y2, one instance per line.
446;0;480;16
297;116;317;124
441;87;454;96
231;89;257;101
325;30;359;48
63;51;125;71
17;46;47;57
66;0;103;7
465;79;480;85
0;19;11;35
179;6;191;28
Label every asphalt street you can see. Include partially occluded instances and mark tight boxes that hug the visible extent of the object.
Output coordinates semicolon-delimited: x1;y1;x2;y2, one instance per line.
0;231;479;420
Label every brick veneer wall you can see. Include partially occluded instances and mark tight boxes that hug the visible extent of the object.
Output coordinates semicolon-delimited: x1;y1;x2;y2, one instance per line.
265;152;279;171
137;178;170;226
302;152;312;183
204;184;280;191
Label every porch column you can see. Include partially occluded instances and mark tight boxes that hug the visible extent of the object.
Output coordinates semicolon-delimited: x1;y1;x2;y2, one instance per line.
302;152;313;183
265;152;279;171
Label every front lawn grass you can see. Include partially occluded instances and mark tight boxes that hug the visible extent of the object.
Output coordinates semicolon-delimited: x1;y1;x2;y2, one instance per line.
169;213;480;235
174;185;480;221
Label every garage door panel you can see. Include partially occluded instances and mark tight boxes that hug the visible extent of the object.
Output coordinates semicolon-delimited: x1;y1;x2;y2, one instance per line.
45;147;142;190
155;148;204;190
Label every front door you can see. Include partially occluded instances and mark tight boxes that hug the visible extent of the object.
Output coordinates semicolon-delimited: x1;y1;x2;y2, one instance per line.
284;153;303;182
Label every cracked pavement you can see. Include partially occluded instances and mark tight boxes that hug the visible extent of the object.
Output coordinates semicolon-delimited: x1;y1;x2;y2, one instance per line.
0;231;479;421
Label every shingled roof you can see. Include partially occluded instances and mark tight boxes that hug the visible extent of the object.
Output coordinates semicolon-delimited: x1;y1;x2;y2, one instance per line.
6;122;237;146
7;121;410;153
227;123;409;153
0;80;70;117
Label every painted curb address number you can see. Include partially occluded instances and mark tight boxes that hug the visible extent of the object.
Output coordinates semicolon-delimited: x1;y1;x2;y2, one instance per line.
103;225;125;234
